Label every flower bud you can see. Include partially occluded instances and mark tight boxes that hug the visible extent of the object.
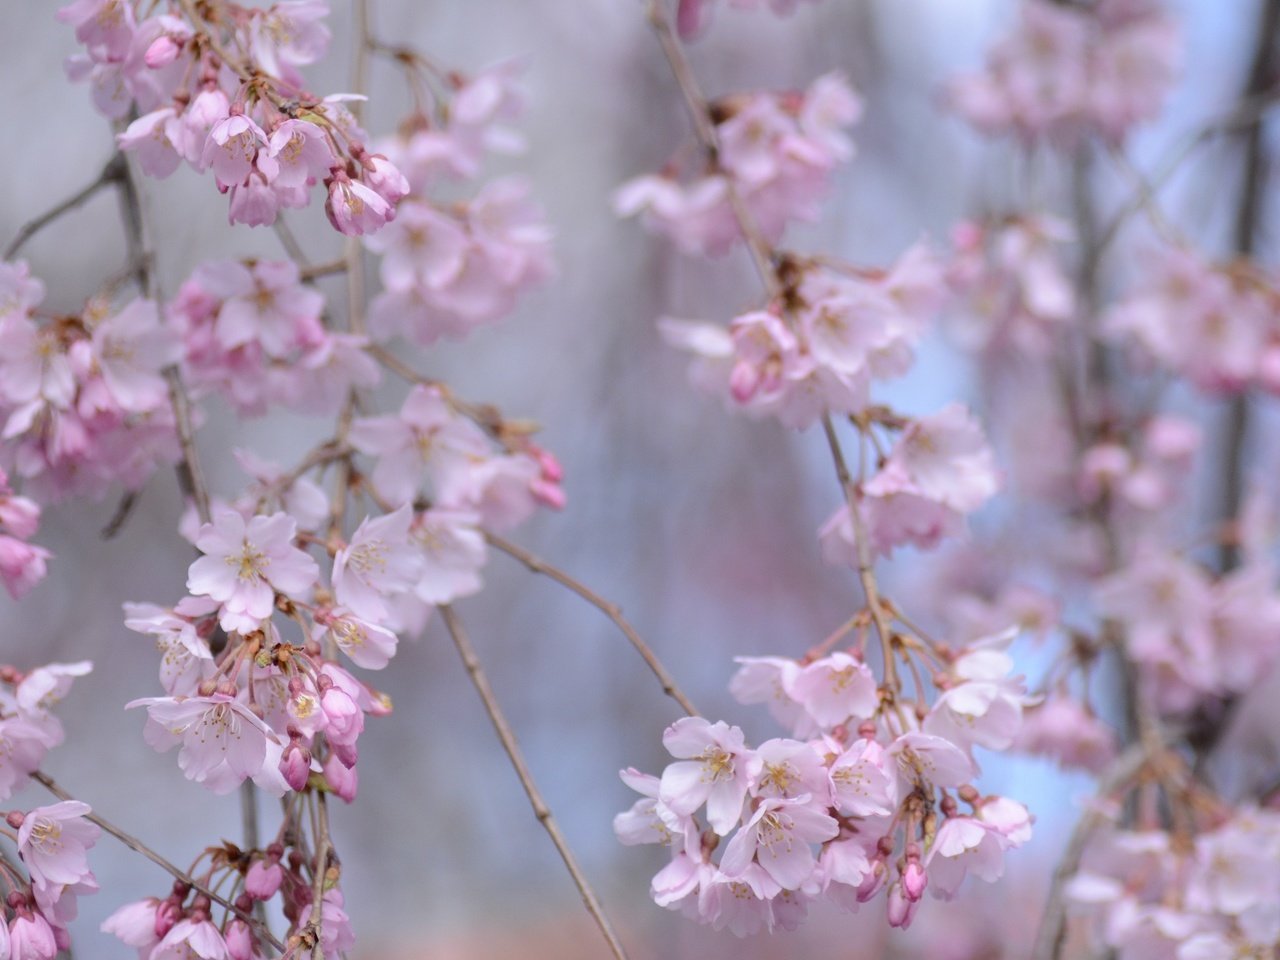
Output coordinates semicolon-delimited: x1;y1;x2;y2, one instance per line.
144;35;181;69
280;739;312;793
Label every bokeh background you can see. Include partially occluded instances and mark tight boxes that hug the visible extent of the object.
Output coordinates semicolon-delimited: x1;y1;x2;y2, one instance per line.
1;0;1276;956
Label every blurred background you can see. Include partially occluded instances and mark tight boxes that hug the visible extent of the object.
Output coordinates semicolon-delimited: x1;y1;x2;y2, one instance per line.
1;0;1275;956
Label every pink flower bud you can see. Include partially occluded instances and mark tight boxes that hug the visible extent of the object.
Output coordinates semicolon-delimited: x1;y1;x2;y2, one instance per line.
225;918;255;960
530;478;566;510
154;899;182;940
279;740;311;793
330;738;358;769
729;361;759;404
144;35;181;69
856;858;886;903
902;861;927;901
323;753;358;803
886;881;917;928
245;859;283;901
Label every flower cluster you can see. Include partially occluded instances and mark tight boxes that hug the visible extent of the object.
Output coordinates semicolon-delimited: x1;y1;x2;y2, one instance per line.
0;801;102;960
946;0;1180;143
62;0;408;234
0;664;99;959
366;63;553;344
1095;547;1280;715
1067;810;1280;959
0;261;180;502
819;404;1000;560
169;258;378;417
1105;245;1280;394
616;73;861;256
616;631;1032;934
660;245;948;429
945;216;1075;358
0;663;91;801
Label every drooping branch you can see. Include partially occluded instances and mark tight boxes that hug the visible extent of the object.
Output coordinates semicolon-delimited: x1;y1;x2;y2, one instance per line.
438;605;632;960
3;155;125;261
485;532;699;716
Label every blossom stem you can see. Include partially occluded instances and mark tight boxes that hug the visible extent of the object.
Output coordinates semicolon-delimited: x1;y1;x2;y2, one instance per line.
438;605;631;960
484;531;698;716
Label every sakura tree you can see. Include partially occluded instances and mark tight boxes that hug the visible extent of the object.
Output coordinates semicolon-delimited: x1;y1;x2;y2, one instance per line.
2;0;1279;958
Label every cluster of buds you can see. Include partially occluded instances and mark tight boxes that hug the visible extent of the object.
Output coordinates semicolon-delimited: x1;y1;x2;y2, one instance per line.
104;848;353;960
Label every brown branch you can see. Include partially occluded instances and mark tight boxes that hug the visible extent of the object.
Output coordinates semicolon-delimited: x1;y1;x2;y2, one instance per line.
1030;744;1151;960
643;0;780;297
484;531;699;717
820;415;897;691
3;155;125;261
438;605;631;960
1216;0;1280;575
33;772;286;952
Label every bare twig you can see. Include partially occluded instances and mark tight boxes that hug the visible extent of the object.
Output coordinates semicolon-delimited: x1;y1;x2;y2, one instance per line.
438;605;631;960
820;415;897;690
485;531;698;716
3;155;125;261
33;772;286;953
1030;744;1151;960
643;0;780;297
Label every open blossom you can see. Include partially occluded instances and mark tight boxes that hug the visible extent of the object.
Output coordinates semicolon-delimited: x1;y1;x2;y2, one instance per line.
349;385;489;506
924;629;1027;754
1015;695;1117;773
187;510;319;633
720;796;838;890
122;599;217;695
16;801;99;893
332;505;423;622
658;717;753;835
788;653;878;728
946;216;1075;357
128;694;280;794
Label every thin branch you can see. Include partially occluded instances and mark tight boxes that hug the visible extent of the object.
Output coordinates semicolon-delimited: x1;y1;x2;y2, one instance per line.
485;531;698;717
438;605;631;960
1030;744;1151;960
643;0;780;297
33;772;286;953
1215;0;1279;575
3;155;125;261
820;415;897;691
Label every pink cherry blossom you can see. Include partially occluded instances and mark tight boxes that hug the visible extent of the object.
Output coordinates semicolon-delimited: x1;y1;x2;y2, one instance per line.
16;801;99;892
187;510;319;633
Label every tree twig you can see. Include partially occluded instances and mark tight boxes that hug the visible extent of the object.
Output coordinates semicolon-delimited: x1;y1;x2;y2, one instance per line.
1030;744;1151;960
3;155;125;261
438;605;631;960
484;531;698;717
